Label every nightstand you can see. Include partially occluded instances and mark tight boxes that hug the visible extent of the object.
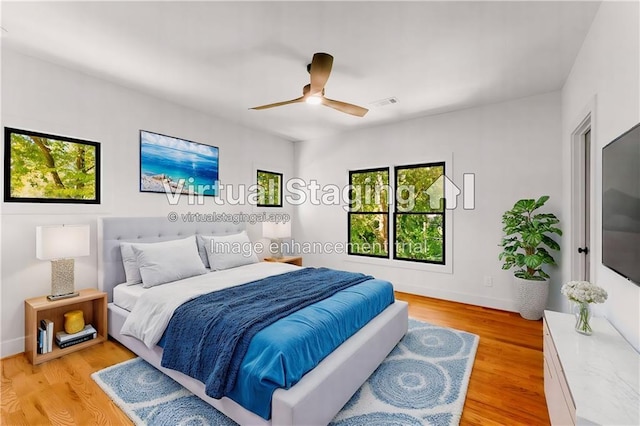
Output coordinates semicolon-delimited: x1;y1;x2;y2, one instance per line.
263;256;303;267
24;288;107;365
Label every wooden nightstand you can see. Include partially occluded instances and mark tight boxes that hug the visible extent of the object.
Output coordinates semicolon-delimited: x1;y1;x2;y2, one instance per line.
263;256;303;267
24;288;107;365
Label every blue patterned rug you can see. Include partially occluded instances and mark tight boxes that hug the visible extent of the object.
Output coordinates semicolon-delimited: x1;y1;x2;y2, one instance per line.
92;319;478;425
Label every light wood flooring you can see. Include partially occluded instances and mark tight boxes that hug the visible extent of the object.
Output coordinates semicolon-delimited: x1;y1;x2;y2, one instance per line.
1;293;550;425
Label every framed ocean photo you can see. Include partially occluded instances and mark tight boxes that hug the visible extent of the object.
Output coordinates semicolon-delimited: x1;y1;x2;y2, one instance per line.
139;130;219;196
4;127;101;203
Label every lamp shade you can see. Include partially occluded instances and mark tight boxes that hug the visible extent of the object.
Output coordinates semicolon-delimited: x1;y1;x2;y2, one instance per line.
262;221;291;239
36;225;90;260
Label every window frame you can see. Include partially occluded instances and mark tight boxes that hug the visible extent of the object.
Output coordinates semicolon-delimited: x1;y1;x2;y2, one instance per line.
347;167;390;259
393;161;446;265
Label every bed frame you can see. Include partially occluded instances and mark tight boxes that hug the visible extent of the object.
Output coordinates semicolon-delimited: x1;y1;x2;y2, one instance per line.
98;216;408;426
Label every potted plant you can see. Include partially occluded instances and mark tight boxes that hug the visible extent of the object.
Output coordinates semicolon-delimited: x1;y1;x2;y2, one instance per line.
498;196;562;320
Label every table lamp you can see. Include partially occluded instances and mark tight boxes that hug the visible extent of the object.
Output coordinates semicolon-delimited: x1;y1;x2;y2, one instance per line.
263;221;291;258
36;224;90;301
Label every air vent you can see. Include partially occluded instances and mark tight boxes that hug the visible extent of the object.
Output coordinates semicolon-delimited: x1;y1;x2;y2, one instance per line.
370;97;399;108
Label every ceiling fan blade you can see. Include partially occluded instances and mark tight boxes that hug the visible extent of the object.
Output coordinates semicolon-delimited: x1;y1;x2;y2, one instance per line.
250;96;305;110
309;53;333;95
321;97;369;117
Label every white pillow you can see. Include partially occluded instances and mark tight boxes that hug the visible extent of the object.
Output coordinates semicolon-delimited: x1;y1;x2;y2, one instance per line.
196;234;211;268
120;242;143;285
202;231;259;271
131;236;207;288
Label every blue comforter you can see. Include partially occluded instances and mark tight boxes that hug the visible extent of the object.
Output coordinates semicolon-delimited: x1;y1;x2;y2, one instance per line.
228;278;393;419
160;267;381;410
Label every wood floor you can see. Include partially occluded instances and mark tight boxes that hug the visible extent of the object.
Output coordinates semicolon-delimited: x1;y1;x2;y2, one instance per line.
1;293;550;425
397;292;550;425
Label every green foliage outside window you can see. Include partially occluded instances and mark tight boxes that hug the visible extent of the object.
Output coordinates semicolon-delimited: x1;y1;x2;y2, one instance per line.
348;168;389;257
396;164;444;212
257;170;282;207
6;130;99;201
349;213;389;256
395;213;444;262
346;162;446;264
395;163;445;264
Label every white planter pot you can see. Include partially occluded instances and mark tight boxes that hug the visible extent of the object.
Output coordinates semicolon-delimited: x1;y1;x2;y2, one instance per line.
514;277;549;320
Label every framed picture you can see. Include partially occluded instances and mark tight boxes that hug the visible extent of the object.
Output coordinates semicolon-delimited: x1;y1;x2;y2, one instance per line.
4;127;101;204
140;130;219;196
257;169;283;207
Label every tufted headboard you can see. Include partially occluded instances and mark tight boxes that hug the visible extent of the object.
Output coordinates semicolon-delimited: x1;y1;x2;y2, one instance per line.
98;216;245;302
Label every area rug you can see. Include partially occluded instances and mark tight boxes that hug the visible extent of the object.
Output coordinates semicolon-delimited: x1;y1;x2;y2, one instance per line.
92;319;479;426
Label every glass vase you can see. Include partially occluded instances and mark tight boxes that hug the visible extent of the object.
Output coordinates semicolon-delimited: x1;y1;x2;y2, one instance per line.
573;302;592;335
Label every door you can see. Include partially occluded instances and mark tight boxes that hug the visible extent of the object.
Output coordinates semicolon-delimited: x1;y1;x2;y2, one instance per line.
582;129;591;280
572;124;591;282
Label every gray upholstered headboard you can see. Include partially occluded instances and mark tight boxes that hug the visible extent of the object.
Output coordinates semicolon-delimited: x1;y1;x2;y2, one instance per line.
98;216;245;302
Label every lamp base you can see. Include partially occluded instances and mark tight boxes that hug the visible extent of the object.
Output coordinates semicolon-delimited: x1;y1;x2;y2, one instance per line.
47;292;80;301
269;238;284;258
49;258;76;301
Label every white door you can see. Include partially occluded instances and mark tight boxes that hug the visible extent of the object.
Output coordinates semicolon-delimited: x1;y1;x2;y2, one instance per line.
581;129;591;281
573;124;591;281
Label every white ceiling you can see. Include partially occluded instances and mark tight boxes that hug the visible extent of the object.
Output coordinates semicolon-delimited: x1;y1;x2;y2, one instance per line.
1;1;600;142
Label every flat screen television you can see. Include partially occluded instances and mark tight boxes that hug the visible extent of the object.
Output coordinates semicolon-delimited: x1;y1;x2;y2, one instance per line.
602;122;640;285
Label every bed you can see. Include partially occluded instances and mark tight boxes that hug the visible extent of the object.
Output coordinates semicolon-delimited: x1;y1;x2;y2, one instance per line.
98;216;408;426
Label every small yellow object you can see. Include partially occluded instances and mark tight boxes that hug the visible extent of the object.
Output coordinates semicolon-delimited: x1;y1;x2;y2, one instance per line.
64;310;85;334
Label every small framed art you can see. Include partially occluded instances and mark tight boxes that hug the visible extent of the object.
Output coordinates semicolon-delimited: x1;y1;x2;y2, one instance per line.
257;169;283;207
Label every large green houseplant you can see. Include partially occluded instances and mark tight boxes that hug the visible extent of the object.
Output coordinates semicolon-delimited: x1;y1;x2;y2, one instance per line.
498;196;562;319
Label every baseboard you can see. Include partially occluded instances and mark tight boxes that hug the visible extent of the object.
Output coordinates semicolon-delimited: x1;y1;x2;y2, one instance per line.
395;282;517;312
1;336;25;359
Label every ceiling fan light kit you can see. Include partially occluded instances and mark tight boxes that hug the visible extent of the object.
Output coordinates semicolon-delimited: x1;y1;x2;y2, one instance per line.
250;52;369;117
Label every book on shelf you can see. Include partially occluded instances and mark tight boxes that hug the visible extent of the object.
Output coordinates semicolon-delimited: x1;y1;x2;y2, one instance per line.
37;326;45;354
57;333;96;349
56;324;97;345
41;319;54;353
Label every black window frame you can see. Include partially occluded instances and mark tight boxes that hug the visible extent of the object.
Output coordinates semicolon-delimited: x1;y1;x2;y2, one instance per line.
347;167;390;258
393;161;446;265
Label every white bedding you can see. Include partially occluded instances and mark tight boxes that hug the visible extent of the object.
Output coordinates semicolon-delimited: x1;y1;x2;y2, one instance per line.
120;262;300;348
113;283;148;312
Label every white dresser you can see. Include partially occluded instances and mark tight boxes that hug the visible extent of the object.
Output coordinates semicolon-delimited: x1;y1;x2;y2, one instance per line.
543;310;640;425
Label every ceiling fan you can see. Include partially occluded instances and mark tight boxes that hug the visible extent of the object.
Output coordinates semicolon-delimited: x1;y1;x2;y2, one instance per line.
250;53;368;117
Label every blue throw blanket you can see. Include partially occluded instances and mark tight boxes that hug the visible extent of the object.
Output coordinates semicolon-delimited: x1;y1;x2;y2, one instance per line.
160;267;373;399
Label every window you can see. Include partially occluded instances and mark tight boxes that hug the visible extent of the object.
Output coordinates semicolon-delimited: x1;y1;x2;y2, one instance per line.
394;162;445;264
348;168;390;257
256;170;283;207
347;162;447;264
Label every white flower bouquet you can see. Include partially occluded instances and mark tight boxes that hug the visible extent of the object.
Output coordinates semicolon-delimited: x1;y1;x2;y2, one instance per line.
561;281;608;304
561;281;607;335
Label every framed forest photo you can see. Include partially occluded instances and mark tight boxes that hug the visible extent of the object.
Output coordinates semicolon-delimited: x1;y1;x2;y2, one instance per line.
4;127;101;203
256;169;283;207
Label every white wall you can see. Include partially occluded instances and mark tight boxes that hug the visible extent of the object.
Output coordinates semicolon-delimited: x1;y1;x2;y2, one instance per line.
561;1;640;350
0;50;294;357
294;91;563;311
